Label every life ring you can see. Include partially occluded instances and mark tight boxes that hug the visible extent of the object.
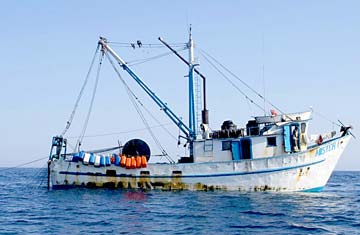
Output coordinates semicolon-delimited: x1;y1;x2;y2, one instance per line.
316;135;323;145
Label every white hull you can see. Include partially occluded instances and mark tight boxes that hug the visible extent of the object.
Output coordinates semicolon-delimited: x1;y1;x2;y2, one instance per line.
50;135;350;192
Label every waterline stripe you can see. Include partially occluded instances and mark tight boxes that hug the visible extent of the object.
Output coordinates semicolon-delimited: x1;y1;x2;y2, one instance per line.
300;186;324;192
59;159;325;179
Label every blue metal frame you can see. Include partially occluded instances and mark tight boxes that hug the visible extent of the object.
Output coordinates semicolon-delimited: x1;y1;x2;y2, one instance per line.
283;125;292;153
49;136;66;160
188;65;196;139
121;64;192;138
231;141;241;160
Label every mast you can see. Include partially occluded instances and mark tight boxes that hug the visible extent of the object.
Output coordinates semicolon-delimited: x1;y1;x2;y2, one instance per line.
158;35;209;125
188;26;196;140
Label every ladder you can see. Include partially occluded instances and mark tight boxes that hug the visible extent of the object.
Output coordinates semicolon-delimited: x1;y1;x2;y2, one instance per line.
194;69;202;136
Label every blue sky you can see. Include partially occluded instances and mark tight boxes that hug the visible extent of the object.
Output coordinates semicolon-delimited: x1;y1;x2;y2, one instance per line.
0;1;359;170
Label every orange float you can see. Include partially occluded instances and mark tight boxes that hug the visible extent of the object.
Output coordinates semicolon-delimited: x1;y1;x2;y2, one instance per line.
131;157;137;169
136;156;142;168
125;157;131;169
110;155;115;164
141;156;147;168
120;155;127;167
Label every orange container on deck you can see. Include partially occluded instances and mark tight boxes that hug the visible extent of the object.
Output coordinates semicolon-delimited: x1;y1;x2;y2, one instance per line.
120;155;126;167
141;156;147;168
125;157;131;169
110;155;115;164
130;157;137;169
136;156;142;168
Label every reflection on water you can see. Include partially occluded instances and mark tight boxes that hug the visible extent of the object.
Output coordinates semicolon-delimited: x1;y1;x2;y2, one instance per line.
124;191;148;201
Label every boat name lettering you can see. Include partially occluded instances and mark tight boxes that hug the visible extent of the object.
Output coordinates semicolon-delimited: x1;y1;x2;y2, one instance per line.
316;143;336;156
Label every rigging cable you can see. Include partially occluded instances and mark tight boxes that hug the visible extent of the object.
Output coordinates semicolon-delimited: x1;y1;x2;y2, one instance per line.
106;54;175;163
108;41;186;49
117;47;186;141
66;122;174;139
109;53;178;142
36;164;49;188
66;140;77;153
62;146;122;156
126;48;187;67
200;51;266;112
61;44;100;136
75;51;104;151
105;53;175;163
0;156;49;173
312;109;341;127
200;49;288;115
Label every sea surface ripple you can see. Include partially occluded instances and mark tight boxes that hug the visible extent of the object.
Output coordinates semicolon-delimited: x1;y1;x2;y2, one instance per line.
0;169;359;234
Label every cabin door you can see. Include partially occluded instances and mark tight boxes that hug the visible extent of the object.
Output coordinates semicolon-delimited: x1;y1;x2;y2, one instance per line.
240;138;252;159
284;124;301;152
283;125;292;153
231;138;252;160
231;141;241;160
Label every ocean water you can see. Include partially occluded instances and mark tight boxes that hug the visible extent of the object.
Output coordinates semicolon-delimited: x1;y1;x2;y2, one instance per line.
0;169;359;235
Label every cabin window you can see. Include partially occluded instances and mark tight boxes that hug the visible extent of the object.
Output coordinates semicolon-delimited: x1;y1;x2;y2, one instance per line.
267;137;277;147
301;123;306;133
222;141;231;151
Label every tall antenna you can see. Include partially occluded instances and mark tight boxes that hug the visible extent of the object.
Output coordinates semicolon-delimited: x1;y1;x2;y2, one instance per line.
188;25;194;64
262;32;266;115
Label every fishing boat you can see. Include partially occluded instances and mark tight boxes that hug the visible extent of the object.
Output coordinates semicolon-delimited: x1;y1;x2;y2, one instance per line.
48;30;353;191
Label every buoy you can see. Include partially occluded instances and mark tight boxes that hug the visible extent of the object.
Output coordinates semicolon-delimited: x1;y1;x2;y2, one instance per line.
121;155;127;167
110;154;116;164
316;135;323;145
100;155;106;167
115;155;121;166
131;157;137;169
136;156;142;168
105;156;111;166
89;153;95;165
125;157;131;169
83;153;90;165
141;155;147;168
72;152;80;162
94;155;101;167
270;109;277;116
79;151;85;161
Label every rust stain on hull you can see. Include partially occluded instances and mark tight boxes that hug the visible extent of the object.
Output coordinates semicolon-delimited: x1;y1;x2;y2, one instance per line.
60;177;282;192
57;169;294;191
